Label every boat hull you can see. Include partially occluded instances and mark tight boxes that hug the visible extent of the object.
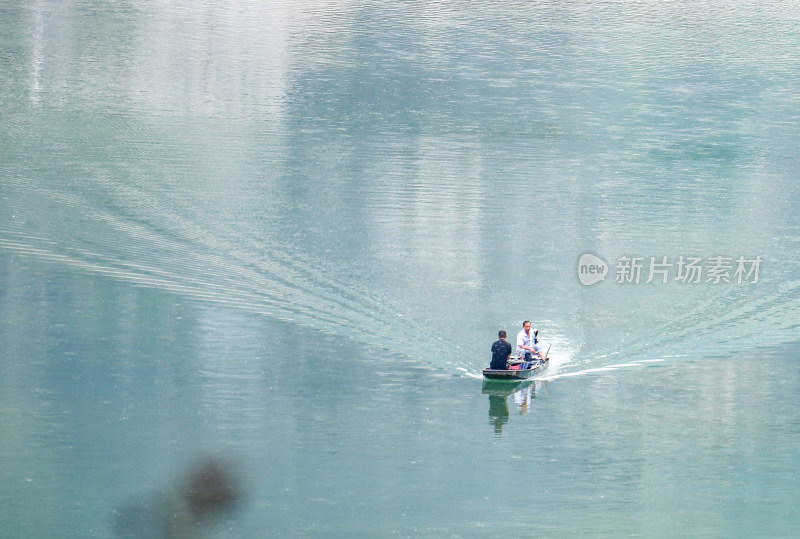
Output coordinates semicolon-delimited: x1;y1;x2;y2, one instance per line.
482;361;545;380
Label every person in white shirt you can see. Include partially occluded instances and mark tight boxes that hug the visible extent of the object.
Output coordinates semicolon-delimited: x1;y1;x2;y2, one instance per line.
516;320;546;361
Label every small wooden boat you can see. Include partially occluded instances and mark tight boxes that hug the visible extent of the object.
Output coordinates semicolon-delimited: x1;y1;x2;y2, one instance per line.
482;346;551;380
482;359;546;380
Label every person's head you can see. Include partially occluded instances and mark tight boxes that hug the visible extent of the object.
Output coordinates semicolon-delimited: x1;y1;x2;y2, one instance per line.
498;330;507;339
523;321;531;332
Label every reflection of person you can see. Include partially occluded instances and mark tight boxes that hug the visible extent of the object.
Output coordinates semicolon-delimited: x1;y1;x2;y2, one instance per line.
490;330;512;370
515;385;533;415
516;321;545;361
488;395;509;434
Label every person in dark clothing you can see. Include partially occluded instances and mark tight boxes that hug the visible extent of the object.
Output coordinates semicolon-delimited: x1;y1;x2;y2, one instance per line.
490;330;512;370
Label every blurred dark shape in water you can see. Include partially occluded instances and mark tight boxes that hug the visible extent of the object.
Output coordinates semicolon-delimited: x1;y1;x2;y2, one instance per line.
114;456;242;538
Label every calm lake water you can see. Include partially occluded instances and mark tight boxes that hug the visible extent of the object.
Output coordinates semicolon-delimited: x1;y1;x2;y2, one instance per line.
2;0;800;536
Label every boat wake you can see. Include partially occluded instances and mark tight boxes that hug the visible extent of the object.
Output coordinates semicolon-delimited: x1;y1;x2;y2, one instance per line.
0;173;445;363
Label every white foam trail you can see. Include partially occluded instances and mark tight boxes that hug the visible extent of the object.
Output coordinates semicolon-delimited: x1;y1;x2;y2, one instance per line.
540;358;664;381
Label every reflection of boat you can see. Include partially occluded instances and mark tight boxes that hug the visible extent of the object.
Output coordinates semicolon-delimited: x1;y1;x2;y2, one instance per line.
483;379;538;433
482;359;547;380
481;379;531;396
